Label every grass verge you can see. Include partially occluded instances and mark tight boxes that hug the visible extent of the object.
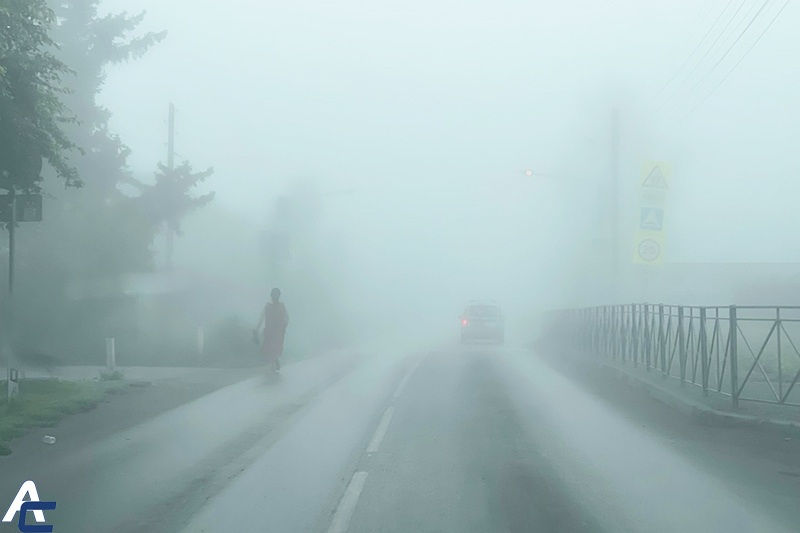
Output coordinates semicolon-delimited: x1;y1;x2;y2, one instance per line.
0;379;128;456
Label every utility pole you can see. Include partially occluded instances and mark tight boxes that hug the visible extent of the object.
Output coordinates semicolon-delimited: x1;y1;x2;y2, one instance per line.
611;108;620;303
168;103;175;171
166;102;175;271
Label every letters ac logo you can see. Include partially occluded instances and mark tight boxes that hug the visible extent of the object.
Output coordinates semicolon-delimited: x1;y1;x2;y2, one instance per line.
2;481;56;532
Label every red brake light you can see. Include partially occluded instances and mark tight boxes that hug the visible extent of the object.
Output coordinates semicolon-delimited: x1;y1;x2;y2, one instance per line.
462;319;467;325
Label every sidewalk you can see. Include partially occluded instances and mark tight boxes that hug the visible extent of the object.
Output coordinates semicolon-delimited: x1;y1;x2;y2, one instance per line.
583;355;800;431
16;366;240;383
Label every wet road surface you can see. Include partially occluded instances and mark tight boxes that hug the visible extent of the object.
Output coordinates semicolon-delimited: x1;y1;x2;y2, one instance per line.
2;345;798;533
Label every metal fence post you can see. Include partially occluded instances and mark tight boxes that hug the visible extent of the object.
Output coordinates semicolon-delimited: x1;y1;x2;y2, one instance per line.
659;304;666;377
601;307;606;356
584;308;590;353
643;304;651;371
632;304;639;368
611;305;619;359
620;305;626;363
777;307;783;402
730;305;739;409
699;307;709;396
678;306;686;387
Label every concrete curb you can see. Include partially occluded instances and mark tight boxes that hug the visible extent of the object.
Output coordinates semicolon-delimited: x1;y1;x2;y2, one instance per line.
587;358;800;437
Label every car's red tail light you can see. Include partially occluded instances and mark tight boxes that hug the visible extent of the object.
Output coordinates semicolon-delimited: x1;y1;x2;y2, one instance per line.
462;319;467;325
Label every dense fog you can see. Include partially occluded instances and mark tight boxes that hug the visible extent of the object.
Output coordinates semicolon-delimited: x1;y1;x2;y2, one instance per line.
3;0;799;366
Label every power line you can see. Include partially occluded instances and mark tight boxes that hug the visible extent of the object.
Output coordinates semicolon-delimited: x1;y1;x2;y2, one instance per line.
682;0;719;42
658;0;749;109
655;0;736;99
686;0;792;116
713;0;764;53
679;0;773;107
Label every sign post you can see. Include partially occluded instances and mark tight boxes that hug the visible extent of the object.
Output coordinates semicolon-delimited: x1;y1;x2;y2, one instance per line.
634;162;670;266
1;192;43;399
633;162;670;304
1;193;43;295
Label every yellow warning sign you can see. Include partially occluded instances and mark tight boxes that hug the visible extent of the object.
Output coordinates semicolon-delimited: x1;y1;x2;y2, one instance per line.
634;230;664;265
641;161;671;189
634;161;670;265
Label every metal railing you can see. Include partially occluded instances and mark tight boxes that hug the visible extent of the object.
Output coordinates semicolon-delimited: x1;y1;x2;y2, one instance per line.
555;305;800;409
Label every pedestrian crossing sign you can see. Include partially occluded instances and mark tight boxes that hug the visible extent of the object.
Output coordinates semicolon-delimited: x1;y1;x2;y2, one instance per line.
639;207;664;231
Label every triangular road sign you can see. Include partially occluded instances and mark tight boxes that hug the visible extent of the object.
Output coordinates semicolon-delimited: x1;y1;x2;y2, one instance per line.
640;207;663;231
642;165;668;189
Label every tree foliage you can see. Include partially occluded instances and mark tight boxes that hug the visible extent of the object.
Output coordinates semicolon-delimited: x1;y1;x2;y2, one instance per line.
50;0;166;194
0;0;81;191
22;0;169;280
5;0;166;362
130;162;215;235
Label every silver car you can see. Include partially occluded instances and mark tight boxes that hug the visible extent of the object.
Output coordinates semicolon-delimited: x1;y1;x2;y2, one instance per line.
460;302;505;344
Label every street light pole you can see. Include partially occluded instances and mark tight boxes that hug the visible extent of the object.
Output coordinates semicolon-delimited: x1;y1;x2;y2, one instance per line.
611;108;620;303
165;103;175;271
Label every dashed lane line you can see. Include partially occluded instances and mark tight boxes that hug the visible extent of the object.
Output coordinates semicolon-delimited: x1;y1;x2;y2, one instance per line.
326;471;369;533
366;406;394;454
393;357;423;399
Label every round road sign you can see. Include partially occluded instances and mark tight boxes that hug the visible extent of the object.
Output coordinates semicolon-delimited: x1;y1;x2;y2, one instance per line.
637;238;661;262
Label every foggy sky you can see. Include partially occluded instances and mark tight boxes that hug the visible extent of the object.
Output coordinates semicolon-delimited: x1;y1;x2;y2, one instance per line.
88;0;800;332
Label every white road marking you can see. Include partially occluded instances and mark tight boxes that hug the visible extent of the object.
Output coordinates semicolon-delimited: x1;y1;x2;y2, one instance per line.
326;471;369;533
366;406;394;454
326;356;417;532
393;357;423;398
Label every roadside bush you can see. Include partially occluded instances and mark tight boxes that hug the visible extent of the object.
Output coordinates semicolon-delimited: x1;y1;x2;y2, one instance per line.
203;315;261;367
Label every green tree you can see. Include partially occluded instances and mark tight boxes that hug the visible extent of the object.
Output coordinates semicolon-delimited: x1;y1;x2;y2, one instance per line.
0;0;81;192
5;0;165;363
130;161;215;269
50;0;166;194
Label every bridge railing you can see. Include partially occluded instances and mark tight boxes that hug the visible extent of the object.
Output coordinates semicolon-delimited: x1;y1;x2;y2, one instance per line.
555;305;800;409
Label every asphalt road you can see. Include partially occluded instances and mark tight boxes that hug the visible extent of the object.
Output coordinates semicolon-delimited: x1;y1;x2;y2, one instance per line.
2;345;799;533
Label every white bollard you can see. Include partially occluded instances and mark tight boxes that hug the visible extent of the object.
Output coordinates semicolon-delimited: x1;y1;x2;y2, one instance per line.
105;338;116;373
7;366;19;400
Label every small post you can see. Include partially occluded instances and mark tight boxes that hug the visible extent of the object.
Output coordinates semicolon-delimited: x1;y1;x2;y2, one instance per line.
730;305;739;409
105;338;116;374
197;325;205;356
700;307;709;396
7;366;19;400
